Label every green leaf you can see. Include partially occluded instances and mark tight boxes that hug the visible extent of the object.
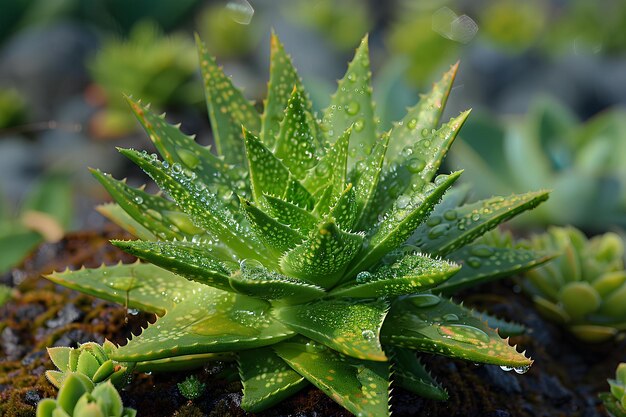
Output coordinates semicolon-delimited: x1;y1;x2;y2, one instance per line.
303;127;351;197
280;221;363;288
274;89;319;179
126;97;243;195
45;262;201;315
244;129;311;207
229;260;325;303
353;132;390;230
0;230;41;274
239;197;304;256
274;340;390;417
91;169;201;240
113;287;294;362
330;253;459;298
22;172;73;230
57;373;93;415
275;298;388;361
413;191;550;256
346;171;462;277
434;244;556;294
264;194;319;235
382;295;532;367
111;240;234;293
387;62;459;162
119;148;264;261
239;347;308;413
359;111;470;229
322;35;376;169
260;31;314;149
196;34;261;165
388;347;448;401
96;203;157;241
475;311;526;338
329;184;358;232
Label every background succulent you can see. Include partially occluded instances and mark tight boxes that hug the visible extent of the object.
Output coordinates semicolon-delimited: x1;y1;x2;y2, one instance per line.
88;21;199;138
45;341;133;389
448;97;626;230
37;373;136;417
44;33;551;416
600;363;626;417
512;226;626;342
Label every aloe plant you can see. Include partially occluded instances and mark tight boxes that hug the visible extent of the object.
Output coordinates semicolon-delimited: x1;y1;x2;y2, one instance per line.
45;33;551;416
601;363;626;417
515;226;626;342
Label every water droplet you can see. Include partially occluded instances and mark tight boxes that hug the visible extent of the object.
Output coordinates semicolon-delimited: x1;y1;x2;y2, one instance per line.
133;196;143;204
407;118;418;130
513;365;531;374
226;0;254;25
407;158;425;173
421;128;429;137
428;223;450;239
347;73;356;82
422;140;431;148
127;308;139;316
315;161;330;177
437;324;490;344
346;101;360;115
434;174;449;185
426;216;442;227
240;258;264;273
471;213;480;221
396;195;410;209
401;146;413;158
162;160;170;169
354;119;365;132
443;313;459;322
361;329;376;341
470;245;495;257
466;257;482;268
443;209;457;221
410;294;441;308
176;147;200;169
171;162;183;174
356;271;372;283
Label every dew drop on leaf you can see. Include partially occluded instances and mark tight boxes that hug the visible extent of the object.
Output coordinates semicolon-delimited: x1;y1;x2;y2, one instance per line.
407;118;418;130
346;101;360;115
407;158;425;173
176;147;200;169
410;294;441;308
133;196;143;204
361;329;376;341
466;256;482;268
437;324;489;344
356;271;372;283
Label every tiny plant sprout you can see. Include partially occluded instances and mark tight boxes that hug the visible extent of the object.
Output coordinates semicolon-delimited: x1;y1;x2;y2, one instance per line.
600;363;626;417
44;32;552;416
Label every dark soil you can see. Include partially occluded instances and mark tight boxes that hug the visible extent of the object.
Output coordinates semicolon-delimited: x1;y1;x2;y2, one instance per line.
0;227;620;417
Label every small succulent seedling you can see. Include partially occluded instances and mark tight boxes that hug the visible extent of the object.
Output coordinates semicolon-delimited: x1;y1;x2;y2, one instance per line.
178;375;207;400
46;33;551;416
36;373;136;417
600;363;626;417
516;226;626;342
45;341;134;389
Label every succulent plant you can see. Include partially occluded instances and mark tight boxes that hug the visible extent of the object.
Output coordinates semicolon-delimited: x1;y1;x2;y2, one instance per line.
46;33;551;416
45;341;134;389
88;21;199;137
600;363;626;417
37;373;136;417
514;226;626;342
448;97;626;230
178;375;206;400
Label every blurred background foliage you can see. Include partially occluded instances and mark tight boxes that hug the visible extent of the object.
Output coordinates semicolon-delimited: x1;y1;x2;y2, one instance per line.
0;0;625;273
